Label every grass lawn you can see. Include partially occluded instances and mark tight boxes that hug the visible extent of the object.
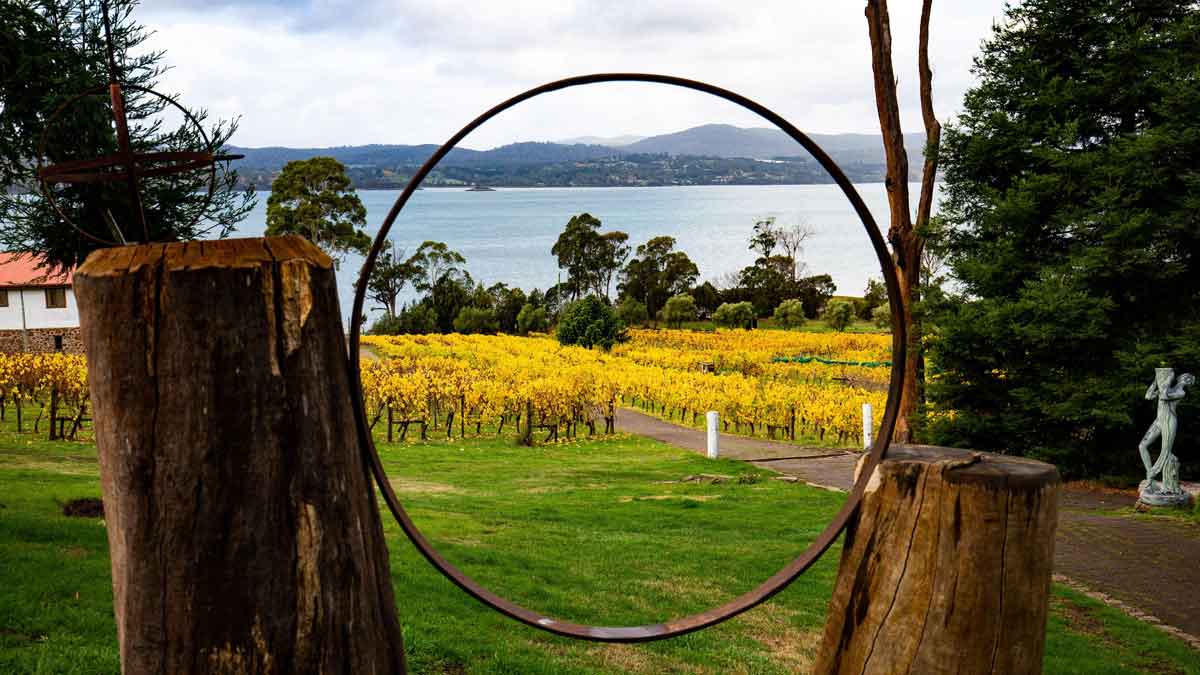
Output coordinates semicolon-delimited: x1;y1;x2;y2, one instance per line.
2;422;1198;673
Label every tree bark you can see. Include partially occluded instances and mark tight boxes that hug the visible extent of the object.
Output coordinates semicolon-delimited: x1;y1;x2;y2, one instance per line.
815;445;1059;674
865;0;940;441
75;237;406;674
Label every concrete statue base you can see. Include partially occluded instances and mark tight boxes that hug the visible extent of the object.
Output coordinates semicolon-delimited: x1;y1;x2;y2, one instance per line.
1137;479;1193;508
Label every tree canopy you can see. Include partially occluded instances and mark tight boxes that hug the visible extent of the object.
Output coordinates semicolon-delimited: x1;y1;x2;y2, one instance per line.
265;157;369;263
0;0;253;270
928;0;1200;476
551;213;629;302
618;236;698;318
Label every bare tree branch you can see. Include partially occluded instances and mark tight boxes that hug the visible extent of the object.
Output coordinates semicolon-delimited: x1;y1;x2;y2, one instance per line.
865;0;912;250
915;0;941;236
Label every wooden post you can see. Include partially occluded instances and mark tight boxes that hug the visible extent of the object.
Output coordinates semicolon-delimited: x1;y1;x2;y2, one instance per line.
74;237;406;674
47;386;59;440
815;445;1059;674
521;400;534;446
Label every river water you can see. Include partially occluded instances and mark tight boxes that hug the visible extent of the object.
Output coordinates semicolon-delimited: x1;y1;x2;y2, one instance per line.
232;183;928;322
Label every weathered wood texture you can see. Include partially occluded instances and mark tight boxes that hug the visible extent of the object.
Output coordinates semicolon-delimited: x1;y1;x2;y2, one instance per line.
815;445;1059;674
75;237;405;674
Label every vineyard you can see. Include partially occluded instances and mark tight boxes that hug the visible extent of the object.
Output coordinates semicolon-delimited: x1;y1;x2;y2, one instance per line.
0;328;891;447
361;329;890;446
0;352;90;440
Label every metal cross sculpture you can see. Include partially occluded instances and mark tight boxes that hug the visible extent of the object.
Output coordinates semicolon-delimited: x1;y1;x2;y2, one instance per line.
34;0;242;246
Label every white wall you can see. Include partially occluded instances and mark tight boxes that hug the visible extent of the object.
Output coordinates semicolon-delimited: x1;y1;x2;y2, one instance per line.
0;287;80;330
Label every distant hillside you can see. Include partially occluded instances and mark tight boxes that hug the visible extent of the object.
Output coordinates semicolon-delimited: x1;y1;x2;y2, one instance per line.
556;134;645;147
624;124;925;166
229;124;927;189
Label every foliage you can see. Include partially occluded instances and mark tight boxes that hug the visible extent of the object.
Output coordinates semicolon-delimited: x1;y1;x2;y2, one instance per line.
406;241;468;293
556;296;627;351
376;303;437;335
363;330;888;444
0;0;253;271
748;216;779;258
265;156;369;263
515;303;548;335
772;299;807;329
794;274;837;319
366;242;415;316
427;272;475;334
551;213;629;301
872;304;892;330
662;294;696;329
732;256;794;316
615;297;649;327
860;278;888;320
368;313;406;335
690;281;721;319
488;284;527;333
821;300;854;332
618;236;699;318
453;307;499;335
713;302;756;329
928;0;1200;476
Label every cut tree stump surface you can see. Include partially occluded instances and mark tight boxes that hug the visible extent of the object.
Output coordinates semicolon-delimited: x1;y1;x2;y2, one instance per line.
617;409;1200;642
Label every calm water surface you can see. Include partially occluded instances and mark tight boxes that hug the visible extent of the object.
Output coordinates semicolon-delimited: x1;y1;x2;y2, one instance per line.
233;183;930;322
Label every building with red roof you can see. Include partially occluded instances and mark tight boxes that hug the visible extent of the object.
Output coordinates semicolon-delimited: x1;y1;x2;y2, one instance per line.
0;253;82;353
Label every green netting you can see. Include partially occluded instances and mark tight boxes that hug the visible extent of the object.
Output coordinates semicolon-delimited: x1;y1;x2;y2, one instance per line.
771;355;892;368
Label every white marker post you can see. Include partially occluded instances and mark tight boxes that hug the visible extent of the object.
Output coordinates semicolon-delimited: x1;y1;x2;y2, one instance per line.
706;411;720;459
862;403;874;451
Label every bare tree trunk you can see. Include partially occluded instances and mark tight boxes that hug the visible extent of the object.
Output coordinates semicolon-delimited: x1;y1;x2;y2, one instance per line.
865;0;940;441
815;445;1059;674
75;237;406;674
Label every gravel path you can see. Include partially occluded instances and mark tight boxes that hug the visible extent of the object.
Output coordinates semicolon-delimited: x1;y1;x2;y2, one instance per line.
615;407;1200;641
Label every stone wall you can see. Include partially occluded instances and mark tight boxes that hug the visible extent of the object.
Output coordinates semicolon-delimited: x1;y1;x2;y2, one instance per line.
0;328;84;354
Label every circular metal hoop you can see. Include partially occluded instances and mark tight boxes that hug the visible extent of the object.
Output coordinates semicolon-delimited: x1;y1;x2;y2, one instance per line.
348;73;908;642
35;83;226;246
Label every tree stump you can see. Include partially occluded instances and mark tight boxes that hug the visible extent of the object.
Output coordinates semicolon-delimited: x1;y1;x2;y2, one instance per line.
75;237;405;674
815;445;1059;674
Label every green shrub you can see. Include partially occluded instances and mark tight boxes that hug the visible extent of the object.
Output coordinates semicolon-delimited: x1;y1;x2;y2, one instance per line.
453;307;499;334
713;301;756;329
515;303;549;335
821;299;854;332
772;298;807;329
662;294;697;329
871;304;892;330
616;297;649;327
372;304;437;334
556;296;627;350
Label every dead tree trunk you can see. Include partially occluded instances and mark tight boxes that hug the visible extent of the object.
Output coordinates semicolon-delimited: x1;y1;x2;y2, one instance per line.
815;445;1059;674
74;237;406;674
865;0;941;442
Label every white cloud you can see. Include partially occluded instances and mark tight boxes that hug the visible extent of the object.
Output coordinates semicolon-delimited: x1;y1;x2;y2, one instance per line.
138;0;1006;149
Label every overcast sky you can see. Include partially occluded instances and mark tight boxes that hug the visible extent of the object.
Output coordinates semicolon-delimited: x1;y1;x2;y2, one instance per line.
137;1;1010;150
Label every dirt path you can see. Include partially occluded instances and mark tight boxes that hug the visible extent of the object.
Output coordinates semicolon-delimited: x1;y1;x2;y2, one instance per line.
616;407;1200;641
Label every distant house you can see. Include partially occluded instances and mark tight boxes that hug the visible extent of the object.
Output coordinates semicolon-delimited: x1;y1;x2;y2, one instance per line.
0;253;81;353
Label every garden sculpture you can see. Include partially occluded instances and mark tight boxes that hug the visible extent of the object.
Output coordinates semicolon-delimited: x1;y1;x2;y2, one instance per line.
1137;367;1194;507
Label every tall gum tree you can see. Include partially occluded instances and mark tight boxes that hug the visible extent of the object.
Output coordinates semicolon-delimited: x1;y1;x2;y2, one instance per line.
865;0;941;441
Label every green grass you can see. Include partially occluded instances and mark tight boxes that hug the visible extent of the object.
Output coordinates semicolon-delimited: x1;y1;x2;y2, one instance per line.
1;421;1197;673
1093;504;1200;525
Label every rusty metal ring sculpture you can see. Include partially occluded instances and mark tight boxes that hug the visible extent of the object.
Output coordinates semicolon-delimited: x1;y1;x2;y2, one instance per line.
348;73;907;643
35;83;238;245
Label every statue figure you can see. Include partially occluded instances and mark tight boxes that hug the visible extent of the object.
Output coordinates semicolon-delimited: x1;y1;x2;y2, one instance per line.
1137;367;1194;507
